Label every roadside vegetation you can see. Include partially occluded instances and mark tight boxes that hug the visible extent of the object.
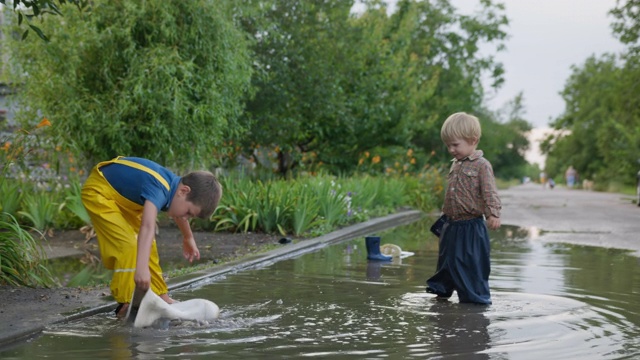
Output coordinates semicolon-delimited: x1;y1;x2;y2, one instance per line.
541;1;640;189
1;0;638;287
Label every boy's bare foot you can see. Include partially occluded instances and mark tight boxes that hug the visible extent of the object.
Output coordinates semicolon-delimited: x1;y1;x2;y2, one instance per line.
114;293;175;319
426;287;450;301
115;303;129;318
159;293;176;304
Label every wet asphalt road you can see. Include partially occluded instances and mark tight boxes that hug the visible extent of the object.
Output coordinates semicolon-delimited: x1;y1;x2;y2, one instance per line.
499;183;640;257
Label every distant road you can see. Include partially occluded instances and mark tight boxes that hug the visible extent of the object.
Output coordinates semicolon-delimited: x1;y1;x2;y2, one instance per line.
499;183;640;257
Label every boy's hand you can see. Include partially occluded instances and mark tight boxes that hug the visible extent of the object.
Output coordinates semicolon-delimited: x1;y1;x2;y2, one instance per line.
183;236;200;263
134;267;151;291
487;216;501;230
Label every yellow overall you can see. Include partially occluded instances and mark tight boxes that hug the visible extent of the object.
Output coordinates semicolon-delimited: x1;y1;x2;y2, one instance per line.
81;157;169;303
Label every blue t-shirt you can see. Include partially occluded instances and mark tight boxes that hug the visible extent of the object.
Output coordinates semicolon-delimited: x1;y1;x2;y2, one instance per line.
100;157;181;211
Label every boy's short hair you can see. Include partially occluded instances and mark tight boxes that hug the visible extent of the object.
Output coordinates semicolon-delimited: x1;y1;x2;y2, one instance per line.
441;112;482;143
180;171;222;219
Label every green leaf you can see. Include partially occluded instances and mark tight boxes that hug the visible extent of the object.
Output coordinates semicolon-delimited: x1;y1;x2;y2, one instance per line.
28;24;49;41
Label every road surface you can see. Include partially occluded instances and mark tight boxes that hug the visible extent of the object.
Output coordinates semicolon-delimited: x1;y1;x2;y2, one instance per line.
499;183;640;257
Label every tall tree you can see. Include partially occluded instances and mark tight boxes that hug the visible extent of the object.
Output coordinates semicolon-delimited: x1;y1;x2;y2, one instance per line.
387;0;508;163
0;0;86;40
234;0;508;175
3;0;253;170
478;94;531;179
541;0;640;186
610;0;640;54
544;54;640;184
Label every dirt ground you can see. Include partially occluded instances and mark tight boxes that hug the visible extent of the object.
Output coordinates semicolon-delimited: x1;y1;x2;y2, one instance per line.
0;227;283;340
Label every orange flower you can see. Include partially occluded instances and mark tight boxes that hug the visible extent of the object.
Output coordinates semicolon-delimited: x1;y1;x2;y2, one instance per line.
1;141;10;151
410;158;416;165
37;118;52;128
406;149;413;157
358;158;364;165
371;155;381;164
364;151;370;158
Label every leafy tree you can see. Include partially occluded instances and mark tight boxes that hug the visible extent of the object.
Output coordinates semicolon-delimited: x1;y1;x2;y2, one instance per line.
478;94;531;179
544;54;640;185
0;0;86;40
542;0;640;187
233;0;361;175
3;0;253;170
390;0;508;164
610;0;640;53
233;0;508;175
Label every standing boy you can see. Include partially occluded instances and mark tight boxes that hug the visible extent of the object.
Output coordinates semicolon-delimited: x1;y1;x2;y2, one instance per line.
426;112;501;304
81;156;222;317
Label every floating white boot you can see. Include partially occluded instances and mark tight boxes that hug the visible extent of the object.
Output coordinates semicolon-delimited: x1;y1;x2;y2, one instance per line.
133;290;220;328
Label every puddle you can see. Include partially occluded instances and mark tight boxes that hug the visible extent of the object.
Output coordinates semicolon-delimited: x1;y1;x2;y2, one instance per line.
2;220;639;359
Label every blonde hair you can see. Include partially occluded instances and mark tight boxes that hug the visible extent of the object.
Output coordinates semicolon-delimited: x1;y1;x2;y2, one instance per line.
440;112;482;143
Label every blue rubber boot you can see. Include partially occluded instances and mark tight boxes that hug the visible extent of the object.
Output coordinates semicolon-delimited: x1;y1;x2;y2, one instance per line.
365;236;392;261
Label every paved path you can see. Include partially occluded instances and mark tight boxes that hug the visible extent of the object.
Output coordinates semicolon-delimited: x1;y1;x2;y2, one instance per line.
499;183;640;256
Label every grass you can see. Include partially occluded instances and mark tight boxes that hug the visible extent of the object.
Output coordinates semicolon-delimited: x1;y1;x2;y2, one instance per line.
0;213;58;287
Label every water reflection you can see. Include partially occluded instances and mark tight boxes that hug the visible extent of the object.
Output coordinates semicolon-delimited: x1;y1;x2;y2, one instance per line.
428;301;491;359
2;220;640;359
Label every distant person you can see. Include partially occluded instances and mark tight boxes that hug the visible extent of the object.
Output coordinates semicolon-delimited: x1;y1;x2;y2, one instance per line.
565;166;577;188
81;156;222;318
426;112;501;305
539;171;547;189
637;169;640;207
548;178;555;189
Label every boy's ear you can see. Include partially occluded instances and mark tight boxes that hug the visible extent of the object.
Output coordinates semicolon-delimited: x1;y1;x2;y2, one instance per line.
179;184;191;195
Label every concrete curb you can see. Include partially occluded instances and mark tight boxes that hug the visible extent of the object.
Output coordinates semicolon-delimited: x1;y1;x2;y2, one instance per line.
0;210;424;348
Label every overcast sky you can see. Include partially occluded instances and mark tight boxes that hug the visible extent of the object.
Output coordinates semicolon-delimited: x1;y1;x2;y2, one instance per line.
451;0;626;129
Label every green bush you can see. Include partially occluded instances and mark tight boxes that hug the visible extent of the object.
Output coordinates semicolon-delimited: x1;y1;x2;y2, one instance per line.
0;213;57;287
0;179;22;216
208;171;444;237
18;190;59;233
4;0;253;170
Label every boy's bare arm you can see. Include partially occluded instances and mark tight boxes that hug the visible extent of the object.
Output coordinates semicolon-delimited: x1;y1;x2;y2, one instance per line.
135;200;158;290
173;216;200;263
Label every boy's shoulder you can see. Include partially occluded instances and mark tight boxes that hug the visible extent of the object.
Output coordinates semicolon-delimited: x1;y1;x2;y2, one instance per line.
123;157;164;169
468;151;496;173
469;149;484;161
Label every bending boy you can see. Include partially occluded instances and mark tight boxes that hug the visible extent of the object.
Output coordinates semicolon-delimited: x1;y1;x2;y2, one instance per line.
81;156;222;317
